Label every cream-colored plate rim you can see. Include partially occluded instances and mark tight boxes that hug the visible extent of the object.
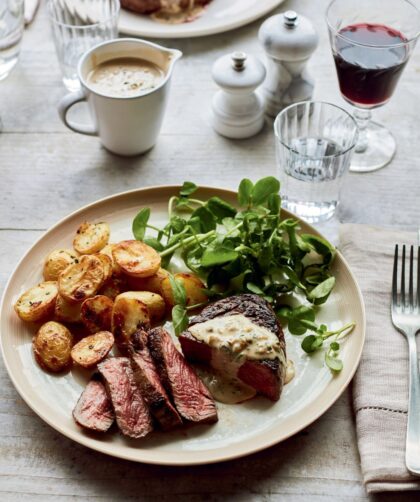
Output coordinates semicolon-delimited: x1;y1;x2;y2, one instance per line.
118;0;285;38
0;185;366;465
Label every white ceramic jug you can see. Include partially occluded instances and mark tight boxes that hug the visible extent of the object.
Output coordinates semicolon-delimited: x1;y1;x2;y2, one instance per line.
58;38;182;156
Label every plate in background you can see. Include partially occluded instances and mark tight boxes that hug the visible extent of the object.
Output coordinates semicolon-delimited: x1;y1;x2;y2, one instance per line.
118;0;285;38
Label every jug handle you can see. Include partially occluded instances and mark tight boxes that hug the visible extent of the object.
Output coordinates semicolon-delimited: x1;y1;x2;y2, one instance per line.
58;90;98;136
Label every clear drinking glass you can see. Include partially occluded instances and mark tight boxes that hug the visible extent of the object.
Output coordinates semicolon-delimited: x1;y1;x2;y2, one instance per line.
0;0;24;81
326;0;420;173
274;101;358;223
48;0;120;91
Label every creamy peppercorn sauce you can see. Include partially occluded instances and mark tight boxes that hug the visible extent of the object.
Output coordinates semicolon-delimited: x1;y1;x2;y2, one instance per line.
86;57;164;98
187;314;293;404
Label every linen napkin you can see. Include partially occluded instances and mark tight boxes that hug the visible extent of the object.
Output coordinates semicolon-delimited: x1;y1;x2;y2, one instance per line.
339;223;420;493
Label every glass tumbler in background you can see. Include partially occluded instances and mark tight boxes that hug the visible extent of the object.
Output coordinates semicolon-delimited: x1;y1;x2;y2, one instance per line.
48;0;120;91
274;101;358;224
0;0;24;81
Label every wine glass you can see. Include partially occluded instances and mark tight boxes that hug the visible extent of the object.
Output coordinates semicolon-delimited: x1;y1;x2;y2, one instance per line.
0;0;24;131
326;0;420;172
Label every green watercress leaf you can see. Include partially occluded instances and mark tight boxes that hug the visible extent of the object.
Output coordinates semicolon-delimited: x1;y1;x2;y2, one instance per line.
191;206;216;233
325;352;343;372
169;275;187;306
267;193;281;215
251;177;280;205
180;181;198;197
238;178;253;207
307;276;336;305
132;207;150;241
207;197;237;221
201;246;238;267
172;305;189;335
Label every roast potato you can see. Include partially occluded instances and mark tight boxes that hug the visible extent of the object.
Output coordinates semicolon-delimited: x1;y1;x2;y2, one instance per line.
99;243;122;275
73;222;110;255
55;295;82;323
81;295;113;333
14;281;58;322
58;255;105;303
112;293;150;348
95;253;113;282
117;291;165;323
71;331;114;368
43;249;79;281
99;275;127;300
112;240;161;278
33;321;73;373
125;267;170;295
161;273;208;308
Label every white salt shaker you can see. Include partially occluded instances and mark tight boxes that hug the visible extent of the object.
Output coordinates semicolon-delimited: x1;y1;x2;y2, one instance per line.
211;51;266;139
259;10;319;117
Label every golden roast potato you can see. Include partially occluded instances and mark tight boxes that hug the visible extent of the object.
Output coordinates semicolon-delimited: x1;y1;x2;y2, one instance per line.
81;295;113;333
33;321;73;373
112;240;161;278
112;293;150;348
43;249;79;281
125;267;170;296
58;255;105;303
73;222;110;255
14;281;58;322
161;273;207;308
70;331;114;368
54;295;82;323
117;291;165;323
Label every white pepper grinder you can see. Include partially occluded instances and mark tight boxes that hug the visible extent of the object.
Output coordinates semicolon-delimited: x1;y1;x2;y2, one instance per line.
259;10;319;117
211;51;266;139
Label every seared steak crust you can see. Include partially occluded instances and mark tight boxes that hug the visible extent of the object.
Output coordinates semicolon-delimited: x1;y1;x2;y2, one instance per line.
130;331;183;430
73;376;114;432
98;357;153;438
181;294;286;401
148;327;218;424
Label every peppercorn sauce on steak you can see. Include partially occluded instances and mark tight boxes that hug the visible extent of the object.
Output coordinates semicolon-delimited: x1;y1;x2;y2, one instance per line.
179;294;287;402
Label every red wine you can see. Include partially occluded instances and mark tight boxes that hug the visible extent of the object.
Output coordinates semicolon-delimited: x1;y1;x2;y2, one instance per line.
333;23;408;107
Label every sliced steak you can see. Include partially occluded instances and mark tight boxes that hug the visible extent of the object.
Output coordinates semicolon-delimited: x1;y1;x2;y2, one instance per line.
130;330;183;430
98;357;153;438
179;294;286;401
148;327;218;424
72;376;114;432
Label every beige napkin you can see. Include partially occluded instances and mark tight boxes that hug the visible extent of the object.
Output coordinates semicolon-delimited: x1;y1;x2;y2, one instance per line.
339;223;420;493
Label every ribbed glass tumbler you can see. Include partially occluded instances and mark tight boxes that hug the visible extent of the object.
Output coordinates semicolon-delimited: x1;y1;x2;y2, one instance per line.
48;0;120;91
274;101;358;223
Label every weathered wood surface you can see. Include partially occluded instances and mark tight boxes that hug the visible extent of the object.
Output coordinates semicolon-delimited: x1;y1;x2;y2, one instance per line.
1;0;419;500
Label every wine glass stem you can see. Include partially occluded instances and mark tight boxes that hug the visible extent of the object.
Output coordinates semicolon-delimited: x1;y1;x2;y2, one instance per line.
353;108;372;153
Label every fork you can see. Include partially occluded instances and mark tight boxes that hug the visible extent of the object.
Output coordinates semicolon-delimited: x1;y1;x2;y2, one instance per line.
392;244;420;475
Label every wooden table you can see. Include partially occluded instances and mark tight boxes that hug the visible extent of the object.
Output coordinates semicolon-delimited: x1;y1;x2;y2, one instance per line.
1;0;419;500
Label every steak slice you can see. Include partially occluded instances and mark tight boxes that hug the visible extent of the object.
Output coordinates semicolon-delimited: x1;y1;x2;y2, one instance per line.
72;376;114;432
130;330;183;430
148;327;218;424
98;357;153;438
179;294;286;401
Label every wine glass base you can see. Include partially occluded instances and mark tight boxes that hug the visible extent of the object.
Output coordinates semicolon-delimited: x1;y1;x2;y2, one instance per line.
350;121;396;173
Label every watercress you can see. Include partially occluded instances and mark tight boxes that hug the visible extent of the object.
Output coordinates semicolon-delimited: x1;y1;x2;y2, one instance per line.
132;177;355;371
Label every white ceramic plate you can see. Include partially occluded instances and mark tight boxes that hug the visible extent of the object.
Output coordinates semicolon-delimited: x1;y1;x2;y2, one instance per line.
118;0;285;38
0;186;365;465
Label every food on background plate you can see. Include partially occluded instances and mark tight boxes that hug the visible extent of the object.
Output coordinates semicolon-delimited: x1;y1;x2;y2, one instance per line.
121;0;212;24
